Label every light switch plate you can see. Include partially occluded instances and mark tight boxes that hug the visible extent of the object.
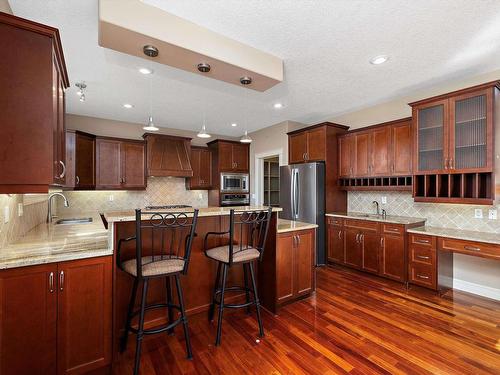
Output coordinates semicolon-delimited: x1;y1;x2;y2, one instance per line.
381;196;387;204
474;209;483;219
109;195;114;202
488;209;497;220
17;203;23;217
3;206;9;223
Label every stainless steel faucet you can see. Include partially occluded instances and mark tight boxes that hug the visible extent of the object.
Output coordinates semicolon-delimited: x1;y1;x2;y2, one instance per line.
47;192;69;223
372;200;380;216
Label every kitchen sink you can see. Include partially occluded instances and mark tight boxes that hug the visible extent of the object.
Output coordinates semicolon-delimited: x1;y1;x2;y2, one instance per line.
55;218;93;225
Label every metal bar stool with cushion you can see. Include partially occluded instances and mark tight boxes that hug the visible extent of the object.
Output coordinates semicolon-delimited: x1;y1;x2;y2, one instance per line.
204;207;272;346
117;209;199;375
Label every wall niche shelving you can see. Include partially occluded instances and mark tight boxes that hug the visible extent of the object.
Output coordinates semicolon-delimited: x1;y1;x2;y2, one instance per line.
339;176;412;191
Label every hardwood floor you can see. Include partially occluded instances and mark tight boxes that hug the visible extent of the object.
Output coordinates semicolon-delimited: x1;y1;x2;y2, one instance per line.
112;265;500;374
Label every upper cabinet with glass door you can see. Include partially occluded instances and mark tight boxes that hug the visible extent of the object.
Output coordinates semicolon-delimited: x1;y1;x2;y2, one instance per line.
410;82;499;174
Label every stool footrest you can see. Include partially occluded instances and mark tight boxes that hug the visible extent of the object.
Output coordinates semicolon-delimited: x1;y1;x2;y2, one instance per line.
128;302;183;335
213;285;257;309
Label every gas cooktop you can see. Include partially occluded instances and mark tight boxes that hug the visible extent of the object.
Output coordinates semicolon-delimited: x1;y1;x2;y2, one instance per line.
145;205;192;210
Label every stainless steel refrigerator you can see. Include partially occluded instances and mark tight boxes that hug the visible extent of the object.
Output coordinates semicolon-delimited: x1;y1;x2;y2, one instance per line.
280;162;325;265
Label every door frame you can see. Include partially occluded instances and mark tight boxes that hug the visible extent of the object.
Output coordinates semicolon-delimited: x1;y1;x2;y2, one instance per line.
254;149;284;205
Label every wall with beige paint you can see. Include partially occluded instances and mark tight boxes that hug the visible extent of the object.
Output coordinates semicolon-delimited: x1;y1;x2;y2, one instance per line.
0;0;12;14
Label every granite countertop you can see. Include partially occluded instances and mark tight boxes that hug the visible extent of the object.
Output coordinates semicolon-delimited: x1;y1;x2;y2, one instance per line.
0;214;110;270
277;219;318;233
326;212;426;225
407;226;500;246
104;206;282;223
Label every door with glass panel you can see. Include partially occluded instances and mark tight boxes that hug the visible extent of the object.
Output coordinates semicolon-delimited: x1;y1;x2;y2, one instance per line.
449;89;493;173
413;99;449;174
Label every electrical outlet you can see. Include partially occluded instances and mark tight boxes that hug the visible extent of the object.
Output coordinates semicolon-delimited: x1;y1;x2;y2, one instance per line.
198;193;203;199
381;196;387;204
488;209;497;220
3;206;9;223
17;203;23;217
109;195;114;202
474;209;483;219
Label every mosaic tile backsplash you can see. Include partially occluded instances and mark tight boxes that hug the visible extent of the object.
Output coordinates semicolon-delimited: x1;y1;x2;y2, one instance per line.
57;177;208;216
348;191;500;234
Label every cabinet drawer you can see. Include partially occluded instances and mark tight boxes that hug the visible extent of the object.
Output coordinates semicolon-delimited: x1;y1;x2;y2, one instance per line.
438;238;500;260
409;263;436;289
409;246;435;266
409;233;436;248
382;224;404;236
344;219;379;232
327;217;343;226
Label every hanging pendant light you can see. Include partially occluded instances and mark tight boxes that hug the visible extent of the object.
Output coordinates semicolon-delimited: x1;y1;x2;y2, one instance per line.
239;76;253;143
143;45;159;131
197;88;211;138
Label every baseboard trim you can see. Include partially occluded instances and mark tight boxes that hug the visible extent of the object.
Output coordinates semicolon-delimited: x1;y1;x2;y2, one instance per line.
453;278;500;301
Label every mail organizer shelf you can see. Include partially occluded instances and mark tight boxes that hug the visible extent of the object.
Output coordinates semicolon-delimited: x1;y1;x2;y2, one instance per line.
413;172;494;205
339;176;412;191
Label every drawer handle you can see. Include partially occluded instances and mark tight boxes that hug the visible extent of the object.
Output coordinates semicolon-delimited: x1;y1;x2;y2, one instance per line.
417;274;429;280
49;272;54;293
416;255;430;260
464;245;481;252
385;229;400;233
415;239;430;244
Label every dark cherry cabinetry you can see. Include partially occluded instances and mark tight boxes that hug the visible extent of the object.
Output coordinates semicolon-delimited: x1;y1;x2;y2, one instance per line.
288;126;328;163
276;229;315;307
65;131;96;190
187;146;212;189
0;256;112;375
144;134;193;177
0;13;69;193
327;217;424;283
410;82;498;204
96;137;146;190
209;140;249;173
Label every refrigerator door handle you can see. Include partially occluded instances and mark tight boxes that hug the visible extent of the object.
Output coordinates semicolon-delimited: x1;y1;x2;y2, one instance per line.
291;168;296;219
293;168;299;219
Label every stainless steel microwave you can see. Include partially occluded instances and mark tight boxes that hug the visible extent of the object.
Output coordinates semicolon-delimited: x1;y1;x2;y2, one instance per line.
220;173;249;192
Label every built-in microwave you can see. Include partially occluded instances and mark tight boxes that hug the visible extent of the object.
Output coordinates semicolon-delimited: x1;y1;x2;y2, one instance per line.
221;173;249;193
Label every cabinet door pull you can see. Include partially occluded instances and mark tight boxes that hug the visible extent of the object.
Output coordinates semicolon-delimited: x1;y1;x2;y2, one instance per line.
380;237;384;247
76;175;80;185
415;239;430;244
59;161;66;178
59;271;64;291
450;158;454;169
464;245;481;252
416;274;429;280
338;230;342;240
49;272;54;293
360;234;364;243
297;235;301;245
416;255;430;260
355;233;359;243
444;158;448;169
391;164;395;173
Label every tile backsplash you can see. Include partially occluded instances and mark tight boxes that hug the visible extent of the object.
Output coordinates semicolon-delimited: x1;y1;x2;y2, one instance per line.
57;177;208;216
348;191;500;233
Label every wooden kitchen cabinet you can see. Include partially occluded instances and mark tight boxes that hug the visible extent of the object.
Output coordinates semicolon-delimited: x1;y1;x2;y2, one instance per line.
379;224;406;282
144;133;193;177
72;131;96;190
187;146;213;189
391;120;412;176
0;264;58;375
339;135;354;177
344;227;362;268
276;229;315;307
370;126;391;176
360;230;380;274
354;132;370;176
288;125;329;163
0;256;112;375
57;257;112;375
289;132;308;164
0;13;69;193
208;140;249;173
327;217;344;263
96;137;146;190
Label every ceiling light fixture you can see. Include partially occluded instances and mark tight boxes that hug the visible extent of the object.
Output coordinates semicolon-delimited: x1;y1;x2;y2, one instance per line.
123;103;133;109
197;88;211;138
369;55;389;65
240;77;253;144
231;123;237;127
142;45;159;131
273;103;283;109
139;67;153;75
197;63;211;73
75;82;86;102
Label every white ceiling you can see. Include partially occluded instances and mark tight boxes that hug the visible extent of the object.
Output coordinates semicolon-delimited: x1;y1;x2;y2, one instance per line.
9;0;500;136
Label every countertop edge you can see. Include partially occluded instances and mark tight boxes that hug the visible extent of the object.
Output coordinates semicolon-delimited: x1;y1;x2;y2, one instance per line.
326;212;426;225
407;226;500;246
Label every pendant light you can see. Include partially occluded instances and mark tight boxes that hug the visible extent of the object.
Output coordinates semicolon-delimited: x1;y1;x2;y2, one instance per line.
196;63;211;138
143;45;159;131
239;76;252;144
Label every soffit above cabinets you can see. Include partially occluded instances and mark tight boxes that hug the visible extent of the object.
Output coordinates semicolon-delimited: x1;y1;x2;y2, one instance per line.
98;0;283;91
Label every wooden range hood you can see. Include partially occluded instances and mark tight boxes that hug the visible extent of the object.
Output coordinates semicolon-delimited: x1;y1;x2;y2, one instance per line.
143;133;193;177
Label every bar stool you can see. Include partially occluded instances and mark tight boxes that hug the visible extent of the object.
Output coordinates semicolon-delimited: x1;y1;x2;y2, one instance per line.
204;207;272;346
117;208;199;375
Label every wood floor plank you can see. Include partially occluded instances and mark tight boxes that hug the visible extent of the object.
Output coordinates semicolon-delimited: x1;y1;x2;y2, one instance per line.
113;265;500;374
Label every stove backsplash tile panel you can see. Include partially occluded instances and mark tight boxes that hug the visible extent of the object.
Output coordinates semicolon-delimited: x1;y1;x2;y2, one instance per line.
348;191;500;234
58;177;208;216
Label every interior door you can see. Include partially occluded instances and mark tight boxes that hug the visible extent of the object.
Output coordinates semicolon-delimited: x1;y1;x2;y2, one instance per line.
289;132;307;163
0;264;57;375
57;256;112;375
232;143;249;172
96;138;121;189
391;121;412;175
121;142;146;188
295;230;314;296
276;233;294;304
371;127;391;175
361;231;380;274
344;228;362;268
354;132;370;176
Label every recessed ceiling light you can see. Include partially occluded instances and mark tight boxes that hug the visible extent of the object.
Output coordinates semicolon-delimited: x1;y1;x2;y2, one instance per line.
369;55;389;65
123;103;133;109
139;67;153;75
273;103;283;109
231;123;237;127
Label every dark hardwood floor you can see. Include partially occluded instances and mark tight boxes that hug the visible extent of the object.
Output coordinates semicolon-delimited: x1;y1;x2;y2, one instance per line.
113;265;500;374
